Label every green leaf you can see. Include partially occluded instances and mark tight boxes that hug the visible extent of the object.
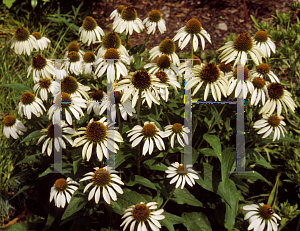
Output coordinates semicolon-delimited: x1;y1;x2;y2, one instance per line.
0;83;32;91
134;54;141;68
153;192;163;207
233;171;272;186
182;212;212;231
247;149;274;169
46;16;79;31
20;130;43;143
16;153;44;165
203;134;222;162
43;214;55;230
250;15;260;29
124;175;156;190
11;184;34;199
195;163;230;206
129;42;149;56
2;222;28;230
160;214;175;231
143;159;168;171
73;154;82;175
267;173;280;207
199;148;215;157
221;148;236;184
164;211;184;225
224;179;239;231
171;188;203;207
3;0;16;8
260;134;298;143
115;146;133;169
210;105;221;128
61;190;87;220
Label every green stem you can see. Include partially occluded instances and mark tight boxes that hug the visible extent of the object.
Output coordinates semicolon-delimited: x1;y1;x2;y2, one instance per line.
192;104;203;135
130;34;151;71
191;36;194;68
138;33;151;55
195;102;228;150
136;89;142;126
91;43;94;53
284;112;300;129
150;145;171;178
161;100;171;125
246;134;264;150
136;142;142;176
289;51;300;80
160;187;176;210
116;104;122;131
34;115;45;129
128;115;133;124
125;34;129;49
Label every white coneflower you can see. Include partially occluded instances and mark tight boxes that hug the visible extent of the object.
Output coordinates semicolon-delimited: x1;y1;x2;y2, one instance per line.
173;18;211;51
18;92;45;119
27;55;55;81
80;166;124;204
48;92;87;125
37;121;76;156
149;39;180;66
32;32;51;51
97;32;128;58
82;51;96;74
115;70;168;108
50;178;79;208
63;51;83;76
33;77;60;101
145;54;181;78
95;48;130;83
73;117;123;161
253;114;287;141
143;10;166;34
98;91;136;121
152;70;180;102
259;82;297;115
178;55;202;79
252;30;276;58
226;66;254;99
127;121;165;155
64;41;85;59
121;202;165;231
53;68;68;81
87;90;106;115
11;26;37;55
79;16;105;46
249;76;268;106
164;123;189;148
165;162;199;189
2;114;27;139
113;6;144;35
57;75;90;100
242;203;281;231
218;32;265;67
218;61;232;75
186;63;228;101
250;63;280;83
110;5;126;21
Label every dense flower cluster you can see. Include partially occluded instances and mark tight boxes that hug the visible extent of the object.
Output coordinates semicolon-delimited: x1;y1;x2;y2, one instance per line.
5;5;300;231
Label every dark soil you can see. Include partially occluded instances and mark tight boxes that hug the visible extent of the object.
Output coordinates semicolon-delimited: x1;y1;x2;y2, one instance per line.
92;0;292;56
